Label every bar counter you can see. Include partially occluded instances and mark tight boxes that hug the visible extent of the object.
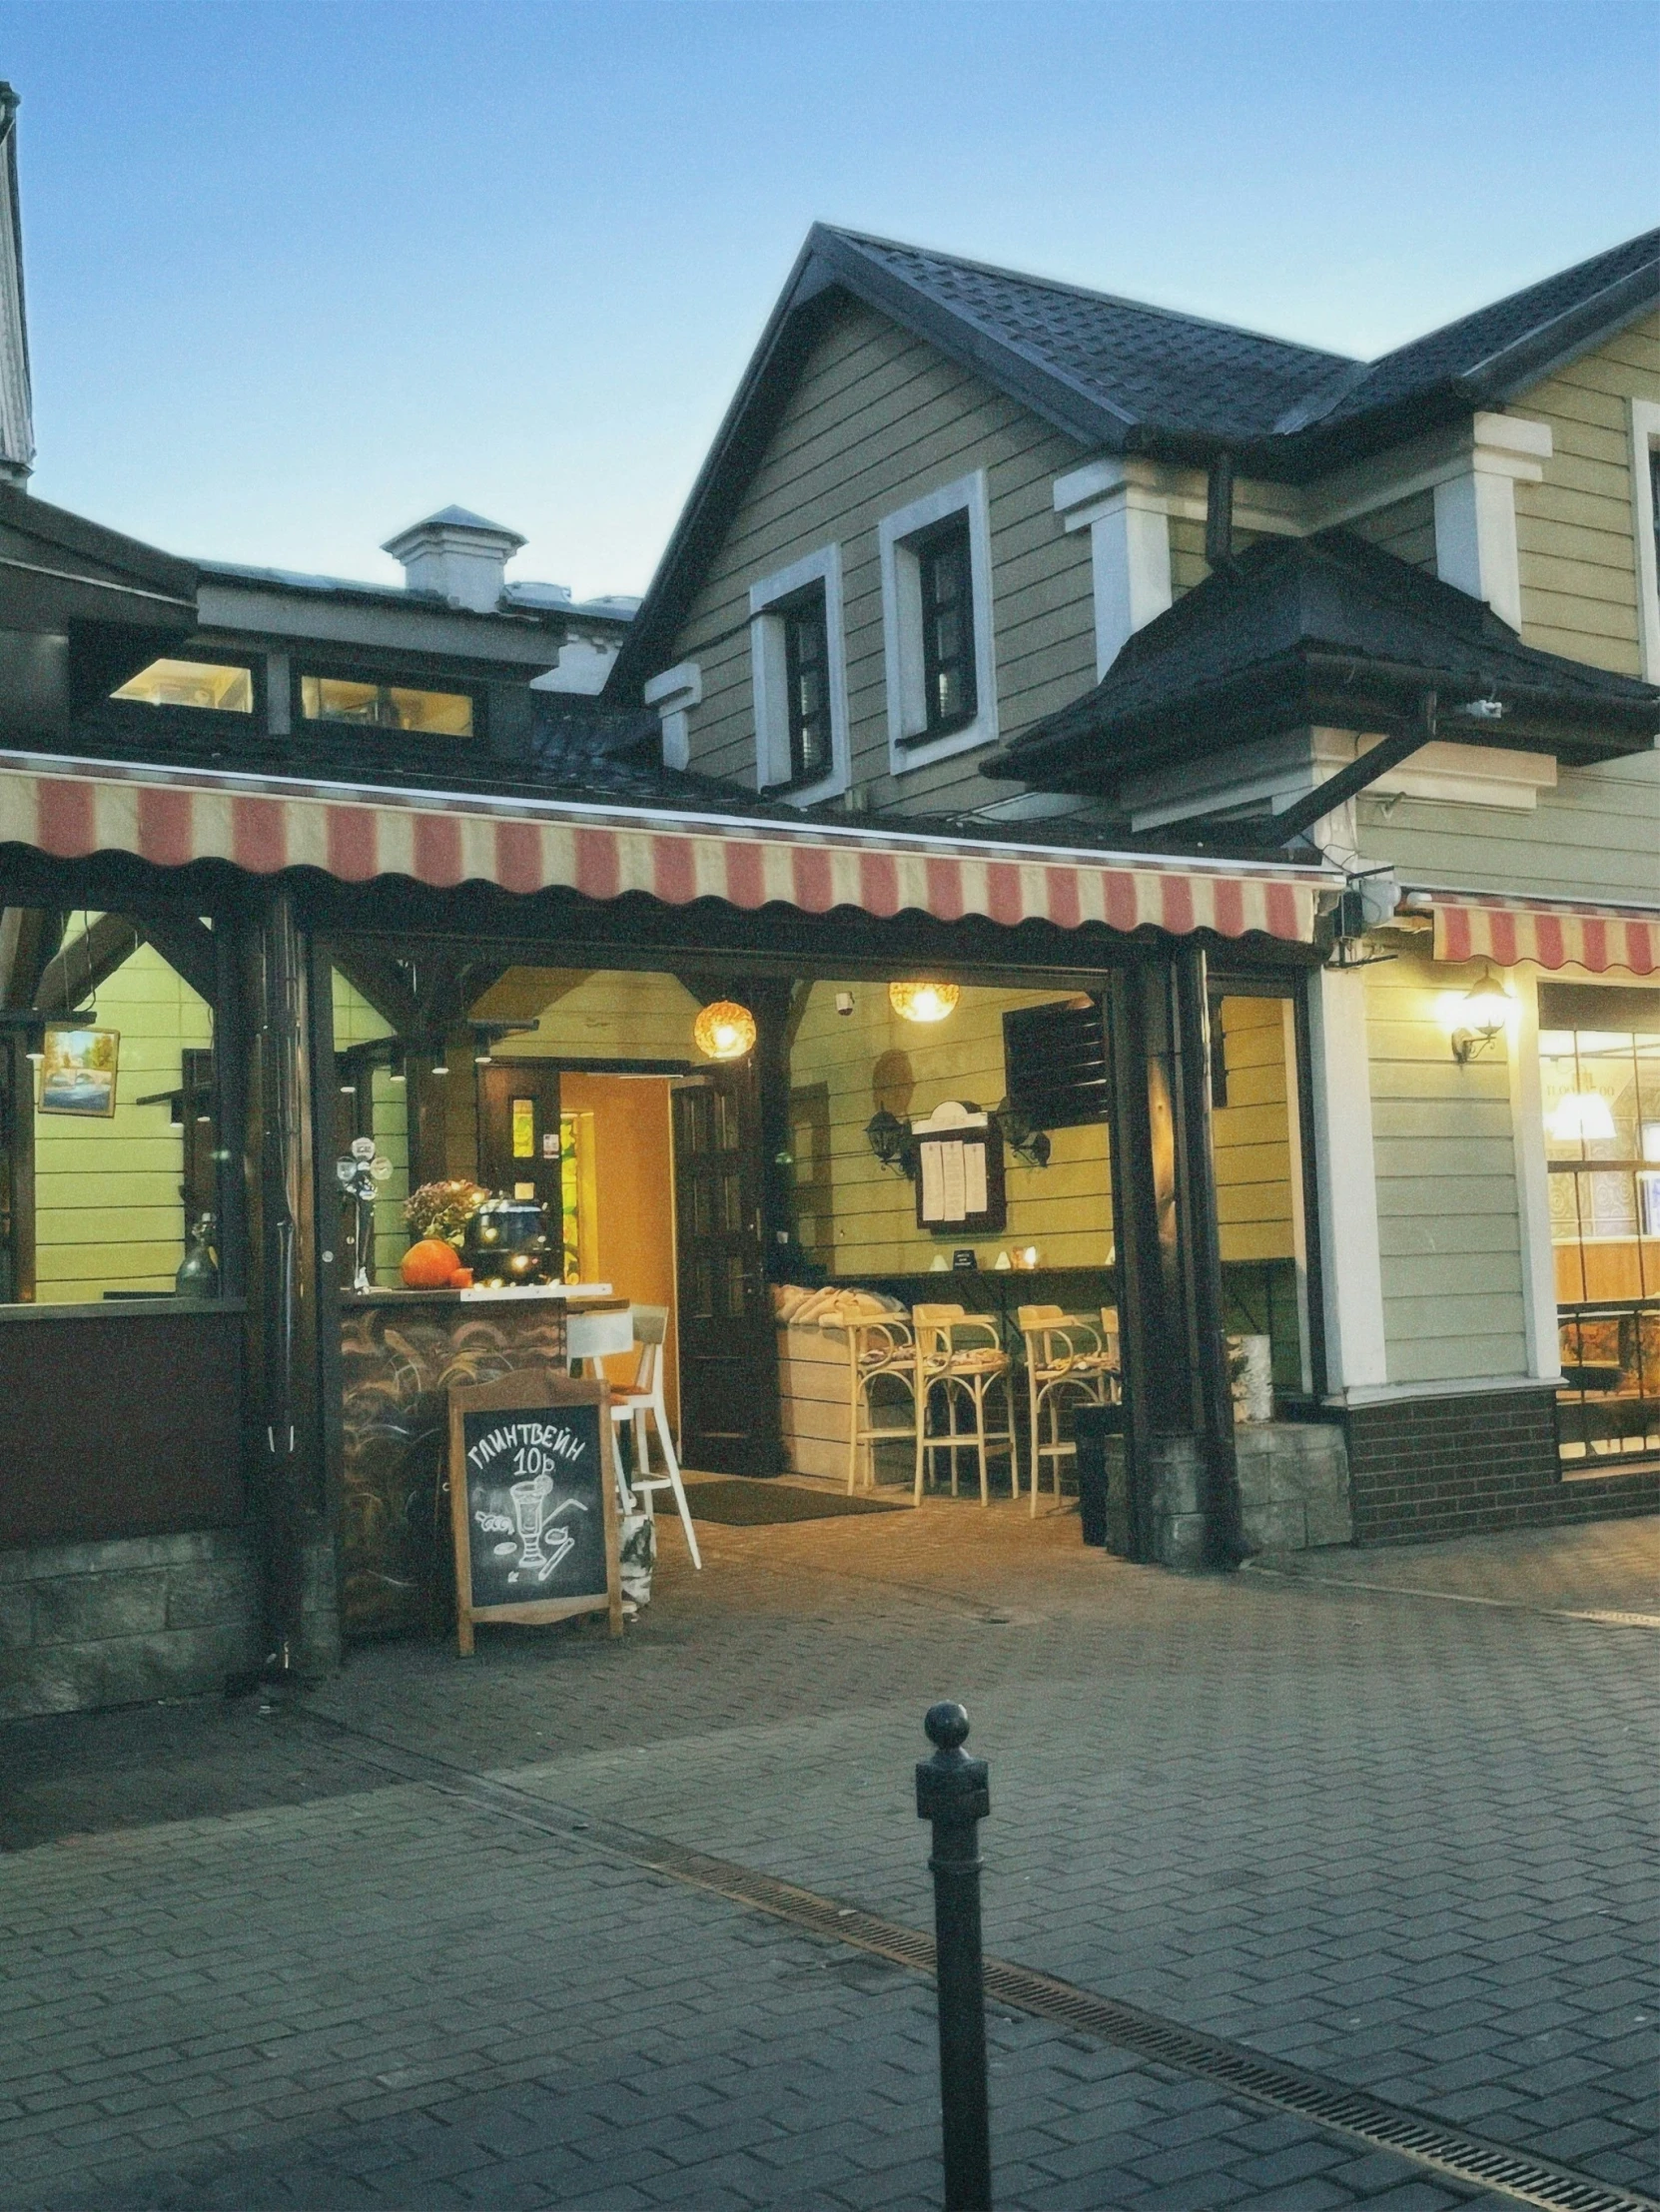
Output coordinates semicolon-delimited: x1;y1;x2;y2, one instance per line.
340;1283;626;1641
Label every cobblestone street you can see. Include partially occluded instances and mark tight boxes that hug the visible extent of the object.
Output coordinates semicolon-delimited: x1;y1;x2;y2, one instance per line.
2;1505;1655;2211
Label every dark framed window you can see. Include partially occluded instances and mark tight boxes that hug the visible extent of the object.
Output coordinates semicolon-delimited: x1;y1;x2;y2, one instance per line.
110;658;255;714
299;673;476;738
916;514;977;735
1003;997;1109;1130
1651;449;1660;614
780;584;832;786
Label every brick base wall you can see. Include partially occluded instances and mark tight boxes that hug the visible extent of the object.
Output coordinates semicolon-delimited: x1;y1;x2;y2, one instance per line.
1341;1385;1659;1544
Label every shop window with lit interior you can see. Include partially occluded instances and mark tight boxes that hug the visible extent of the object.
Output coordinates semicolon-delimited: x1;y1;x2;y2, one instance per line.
0;911;226;1305
1539;983;1660;1470
300;673;475;737
111;658;254;713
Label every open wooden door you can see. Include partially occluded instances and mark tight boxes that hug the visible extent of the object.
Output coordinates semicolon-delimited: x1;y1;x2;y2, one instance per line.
672;1066;783;1475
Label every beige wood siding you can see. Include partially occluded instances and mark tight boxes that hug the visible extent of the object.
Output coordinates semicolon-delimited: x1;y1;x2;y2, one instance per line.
1348;488;1436;570
1212;995;1295;1264
1512;310;1658;677
1354;317;1660;904
1365;952;1528;1386
669;300;1095;817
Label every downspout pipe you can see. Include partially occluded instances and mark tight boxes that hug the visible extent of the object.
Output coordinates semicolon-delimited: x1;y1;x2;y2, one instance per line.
1251;688;1439;848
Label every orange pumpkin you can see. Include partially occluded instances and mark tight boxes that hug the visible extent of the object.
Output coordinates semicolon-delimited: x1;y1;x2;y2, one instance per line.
401;1237;460;1289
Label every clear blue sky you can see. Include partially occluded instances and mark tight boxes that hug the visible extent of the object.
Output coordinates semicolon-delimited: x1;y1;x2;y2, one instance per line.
3;0;1656;600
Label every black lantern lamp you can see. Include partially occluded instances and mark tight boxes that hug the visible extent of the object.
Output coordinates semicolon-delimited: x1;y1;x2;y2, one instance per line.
994;1100;1052;1170
865;1107;911;1173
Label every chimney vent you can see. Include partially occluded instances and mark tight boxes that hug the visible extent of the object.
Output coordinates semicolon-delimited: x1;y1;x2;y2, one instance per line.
382;505;525;612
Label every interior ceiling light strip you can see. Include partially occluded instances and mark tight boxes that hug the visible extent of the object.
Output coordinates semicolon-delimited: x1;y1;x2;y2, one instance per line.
297;1710;1655;2212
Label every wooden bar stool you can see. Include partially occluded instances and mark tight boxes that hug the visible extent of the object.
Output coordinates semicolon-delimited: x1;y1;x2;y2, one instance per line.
913;1304;1016;1506
840;1315;921;1496
1018;1304;1117;1515
607;1305;701;1569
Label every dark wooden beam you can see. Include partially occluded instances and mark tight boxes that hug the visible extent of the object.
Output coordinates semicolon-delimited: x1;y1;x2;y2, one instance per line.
138;915;218;1004
35;913;140;1014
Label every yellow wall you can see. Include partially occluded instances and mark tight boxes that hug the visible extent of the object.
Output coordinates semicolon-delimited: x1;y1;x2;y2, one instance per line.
34;938;212;1300
1212;996;1295;1264
785;980;1114;1276
561;1072;679;1417
490;968;703;1062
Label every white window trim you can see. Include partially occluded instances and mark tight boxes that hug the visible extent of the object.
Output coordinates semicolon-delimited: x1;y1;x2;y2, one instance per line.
747;543;849;806
878;470;998;775
1629;397;1660;683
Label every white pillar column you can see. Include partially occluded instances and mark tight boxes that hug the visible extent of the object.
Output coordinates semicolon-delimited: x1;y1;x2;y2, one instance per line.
1305;966;1388;1394
1053;458;1174;677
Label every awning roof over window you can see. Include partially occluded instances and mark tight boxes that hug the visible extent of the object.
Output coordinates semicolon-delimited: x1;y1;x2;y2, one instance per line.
0;751;1326;946
1422;889;1659;978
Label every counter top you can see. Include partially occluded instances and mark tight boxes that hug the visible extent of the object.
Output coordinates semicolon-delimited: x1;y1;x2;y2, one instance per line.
0;1297;246;1325
340;1284;623;1309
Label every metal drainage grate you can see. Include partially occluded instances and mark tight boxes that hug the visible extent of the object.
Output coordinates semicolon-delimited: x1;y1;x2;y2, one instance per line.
304;1710;1659;2212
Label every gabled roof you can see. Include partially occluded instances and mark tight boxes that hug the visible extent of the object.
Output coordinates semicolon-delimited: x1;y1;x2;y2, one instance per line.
610;222;1659;696
991;530;1660;793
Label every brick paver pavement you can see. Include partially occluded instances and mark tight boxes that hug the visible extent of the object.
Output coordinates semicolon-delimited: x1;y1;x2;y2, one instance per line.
2;1503;1654;2209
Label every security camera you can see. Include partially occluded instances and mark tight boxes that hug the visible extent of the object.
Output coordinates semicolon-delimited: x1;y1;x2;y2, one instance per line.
834;992;855;1017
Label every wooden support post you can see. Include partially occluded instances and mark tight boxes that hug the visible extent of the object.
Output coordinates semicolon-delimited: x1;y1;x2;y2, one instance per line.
241;889;341;1678
1104;952;1242;1570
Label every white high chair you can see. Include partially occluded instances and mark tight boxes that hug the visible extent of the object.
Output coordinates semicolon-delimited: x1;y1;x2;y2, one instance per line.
607;1305;701;1569
912;1304;1015;1506
1018;1304;1118;1515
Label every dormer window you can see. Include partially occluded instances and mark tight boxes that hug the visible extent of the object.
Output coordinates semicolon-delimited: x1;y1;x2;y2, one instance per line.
299;674;474;737
111;658;254;713
878;470;998;774
747;544;849;804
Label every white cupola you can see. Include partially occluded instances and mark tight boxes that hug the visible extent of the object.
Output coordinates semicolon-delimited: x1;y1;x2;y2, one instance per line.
382;505;526;612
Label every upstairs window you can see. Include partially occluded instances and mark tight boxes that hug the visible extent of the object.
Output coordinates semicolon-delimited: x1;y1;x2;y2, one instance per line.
300;674;474;737
916;515;977;736
748;544;848;803
111;658;253;713
781;585;832;787
878;471;997;773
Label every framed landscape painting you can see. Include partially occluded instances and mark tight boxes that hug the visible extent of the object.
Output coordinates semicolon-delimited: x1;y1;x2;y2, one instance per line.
39;1027;120;1116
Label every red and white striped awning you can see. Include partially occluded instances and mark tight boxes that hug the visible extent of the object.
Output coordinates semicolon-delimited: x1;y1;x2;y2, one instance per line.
1426;890;1659;978
0;752;1325;945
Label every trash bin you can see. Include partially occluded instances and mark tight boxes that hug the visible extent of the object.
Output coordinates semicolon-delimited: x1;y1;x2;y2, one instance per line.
1074;1404;1127;1553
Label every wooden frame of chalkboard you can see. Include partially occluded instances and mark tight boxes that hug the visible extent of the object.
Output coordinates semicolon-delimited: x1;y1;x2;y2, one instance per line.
446;1370;623;1653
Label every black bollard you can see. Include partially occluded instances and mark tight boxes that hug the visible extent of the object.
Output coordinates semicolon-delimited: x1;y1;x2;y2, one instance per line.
916;1702;992;2211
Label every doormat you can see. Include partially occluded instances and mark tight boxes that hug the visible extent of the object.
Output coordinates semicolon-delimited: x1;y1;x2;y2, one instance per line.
683;1479;907;1524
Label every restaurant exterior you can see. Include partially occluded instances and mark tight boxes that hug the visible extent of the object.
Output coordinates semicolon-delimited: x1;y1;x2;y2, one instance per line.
1;129;1657;1718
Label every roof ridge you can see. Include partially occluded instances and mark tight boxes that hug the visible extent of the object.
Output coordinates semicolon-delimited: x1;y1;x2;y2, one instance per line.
826;225;1360;369
1359;226;1660;384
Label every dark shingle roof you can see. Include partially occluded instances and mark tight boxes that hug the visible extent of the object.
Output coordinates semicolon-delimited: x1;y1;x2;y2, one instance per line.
994;529;1660;792
610;222;1659;697
1302;230;1660;435
834;232;1354;445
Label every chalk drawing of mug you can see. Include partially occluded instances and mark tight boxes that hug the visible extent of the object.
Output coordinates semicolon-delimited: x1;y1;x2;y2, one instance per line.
507;1477;588;1582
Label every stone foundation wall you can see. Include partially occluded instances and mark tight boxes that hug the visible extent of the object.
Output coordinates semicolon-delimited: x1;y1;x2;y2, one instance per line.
1236;1423;1352;1553
0;1528;262;1721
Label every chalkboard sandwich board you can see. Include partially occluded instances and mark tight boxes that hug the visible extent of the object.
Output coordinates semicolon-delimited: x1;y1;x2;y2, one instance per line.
446;1370;622;1653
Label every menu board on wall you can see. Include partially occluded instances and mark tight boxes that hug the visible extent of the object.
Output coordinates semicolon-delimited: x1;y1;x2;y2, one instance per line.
912;1102;1006;1235
446;1370;622;1653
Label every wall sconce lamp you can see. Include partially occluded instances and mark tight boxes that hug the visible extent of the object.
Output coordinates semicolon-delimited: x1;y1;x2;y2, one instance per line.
993;1100;1052;1169
1450;966;1512;1065
865;1107;911;1172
